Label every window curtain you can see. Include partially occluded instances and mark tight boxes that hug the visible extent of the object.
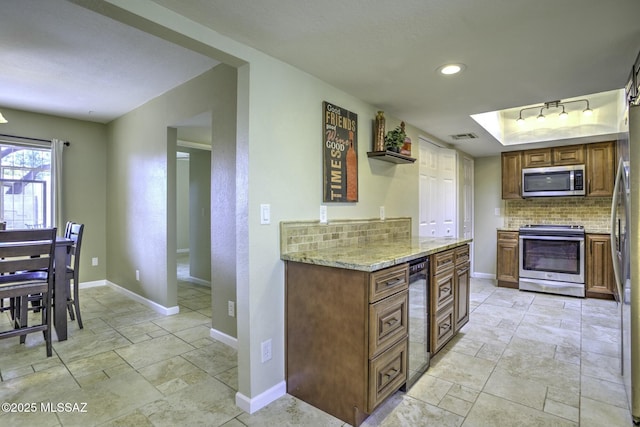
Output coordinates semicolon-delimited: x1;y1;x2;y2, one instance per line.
51;138;64;232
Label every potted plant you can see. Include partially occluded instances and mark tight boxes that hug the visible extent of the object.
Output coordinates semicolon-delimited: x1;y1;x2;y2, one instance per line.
384;123;406;152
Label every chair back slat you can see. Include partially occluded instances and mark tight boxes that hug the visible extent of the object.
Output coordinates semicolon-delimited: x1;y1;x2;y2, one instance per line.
0;242;53;258
0;257;50;274
0;229;57;276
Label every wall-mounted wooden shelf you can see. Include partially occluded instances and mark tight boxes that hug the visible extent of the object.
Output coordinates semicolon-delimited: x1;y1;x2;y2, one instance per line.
367;151;416;164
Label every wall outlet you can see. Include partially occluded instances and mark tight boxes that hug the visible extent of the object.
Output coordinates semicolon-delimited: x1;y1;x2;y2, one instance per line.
261;339;272;363
228;301;235;317
320;205;327;224
379;206;385;220
92;257;98;266
135;270;140;281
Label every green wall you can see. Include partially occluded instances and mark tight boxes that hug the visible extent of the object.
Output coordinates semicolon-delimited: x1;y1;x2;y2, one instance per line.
0;107;107;283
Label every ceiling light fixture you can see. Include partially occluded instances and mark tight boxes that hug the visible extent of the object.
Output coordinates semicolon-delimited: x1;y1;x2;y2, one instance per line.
515;99;593;123
437;63;466;75
0;112;7;124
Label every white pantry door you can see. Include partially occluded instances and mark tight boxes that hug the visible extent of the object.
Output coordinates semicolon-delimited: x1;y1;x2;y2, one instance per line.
418;137;457;237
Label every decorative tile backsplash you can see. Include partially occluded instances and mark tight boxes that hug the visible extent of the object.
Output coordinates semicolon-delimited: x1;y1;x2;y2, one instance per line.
505;197;611;232
280;218;411;254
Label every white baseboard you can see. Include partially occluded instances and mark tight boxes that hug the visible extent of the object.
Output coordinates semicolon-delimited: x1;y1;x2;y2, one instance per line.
472;272;496;280
106;281;180;315
210;328;238;349
188;276;211;287
79;279;107;289
235;381;286;414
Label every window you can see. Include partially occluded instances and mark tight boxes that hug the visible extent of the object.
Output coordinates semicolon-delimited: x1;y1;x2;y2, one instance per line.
0;143;51;229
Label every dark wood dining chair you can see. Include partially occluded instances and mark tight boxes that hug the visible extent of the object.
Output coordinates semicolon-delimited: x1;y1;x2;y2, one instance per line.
0;228;57;357
64;222;84;329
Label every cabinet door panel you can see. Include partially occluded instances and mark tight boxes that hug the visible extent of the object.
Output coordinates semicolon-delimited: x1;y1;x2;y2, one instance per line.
368;340;407;412
501;152;522;199
431;304;454;354
455;264;470;332
369;291;408;357
586;142;615;197
433;269;455;312
523;149;552;167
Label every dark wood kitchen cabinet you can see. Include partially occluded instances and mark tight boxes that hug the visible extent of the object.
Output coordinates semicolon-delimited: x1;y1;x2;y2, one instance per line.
523;145;586;168
454;245;470;333
501;151;522;199
523;148;552;168
553;144;585;165
586;141;615;197
430;244;470;354
585;234;615;299
497;230;519;289
285;261;409;427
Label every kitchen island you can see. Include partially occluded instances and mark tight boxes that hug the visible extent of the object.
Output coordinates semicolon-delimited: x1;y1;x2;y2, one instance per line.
282;227;471;427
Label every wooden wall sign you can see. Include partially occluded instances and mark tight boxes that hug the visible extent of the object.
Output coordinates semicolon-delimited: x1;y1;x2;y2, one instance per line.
323;101;358;203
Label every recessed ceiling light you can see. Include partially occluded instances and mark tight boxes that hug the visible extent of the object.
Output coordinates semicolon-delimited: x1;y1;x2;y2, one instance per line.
438;63;465;75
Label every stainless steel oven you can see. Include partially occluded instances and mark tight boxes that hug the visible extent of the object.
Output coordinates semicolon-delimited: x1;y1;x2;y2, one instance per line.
519;225;585;297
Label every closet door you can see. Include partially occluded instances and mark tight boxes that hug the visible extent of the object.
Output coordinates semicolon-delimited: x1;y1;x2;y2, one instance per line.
419;138;457;238
419;140;439;237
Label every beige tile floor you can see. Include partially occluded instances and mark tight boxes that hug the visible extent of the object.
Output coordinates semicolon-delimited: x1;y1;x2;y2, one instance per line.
0;275;632;426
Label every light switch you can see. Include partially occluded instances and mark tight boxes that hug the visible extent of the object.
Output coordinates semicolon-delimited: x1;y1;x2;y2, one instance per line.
260;204;270;224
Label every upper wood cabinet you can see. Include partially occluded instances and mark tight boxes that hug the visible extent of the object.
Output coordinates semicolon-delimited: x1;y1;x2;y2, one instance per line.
523;145;586;168
553;144;585;165
586;141;615;197
501;151;522;200
501;141;614;199
523;148;552;168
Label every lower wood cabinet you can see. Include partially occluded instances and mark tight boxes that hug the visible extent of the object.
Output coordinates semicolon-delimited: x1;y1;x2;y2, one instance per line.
497;231;519;288
585;234;615;299
285;261;409;427
454;245;471;332
430;244;470;355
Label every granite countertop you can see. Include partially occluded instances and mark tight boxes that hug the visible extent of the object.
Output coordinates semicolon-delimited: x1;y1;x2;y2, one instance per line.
281;236;472;272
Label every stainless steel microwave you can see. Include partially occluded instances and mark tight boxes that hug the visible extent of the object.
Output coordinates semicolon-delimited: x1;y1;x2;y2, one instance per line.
521;164;585;197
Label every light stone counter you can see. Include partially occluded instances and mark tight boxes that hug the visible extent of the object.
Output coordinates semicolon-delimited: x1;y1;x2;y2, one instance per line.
281;236;472;272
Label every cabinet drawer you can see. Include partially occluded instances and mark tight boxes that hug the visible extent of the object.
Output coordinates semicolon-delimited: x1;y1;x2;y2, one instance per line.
369;264;408;303
369;290;408;357
433;269;454;312
368;339;407;412
432;304;455;354
432;250;455;275
455;245;469;266
497;231;518;241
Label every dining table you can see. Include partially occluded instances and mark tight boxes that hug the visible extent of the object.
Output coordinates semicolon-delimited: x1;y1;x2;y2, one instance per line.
53;236;73;341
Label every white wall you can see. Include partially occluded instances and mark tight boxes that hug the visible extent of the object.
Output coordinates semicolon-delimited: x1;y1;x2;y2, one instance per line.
176;155;189;251
473;155;504;277
90;0;474;409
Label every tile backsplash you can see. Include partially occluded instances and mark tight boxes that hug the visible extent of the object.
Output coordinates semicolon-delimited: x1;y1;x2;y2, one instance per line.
505;197;611;232
280;217;411;254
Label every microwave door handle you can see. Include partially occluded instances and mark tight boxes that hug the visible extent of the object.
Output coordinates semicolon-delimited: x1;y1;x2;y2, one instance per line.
610;157;624;304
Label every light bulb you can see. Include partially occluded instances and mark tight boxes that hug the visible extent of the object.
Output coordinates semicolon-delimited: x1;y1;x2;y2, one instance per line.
537;113;545;122
583;108;593;116
559;109;568;120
